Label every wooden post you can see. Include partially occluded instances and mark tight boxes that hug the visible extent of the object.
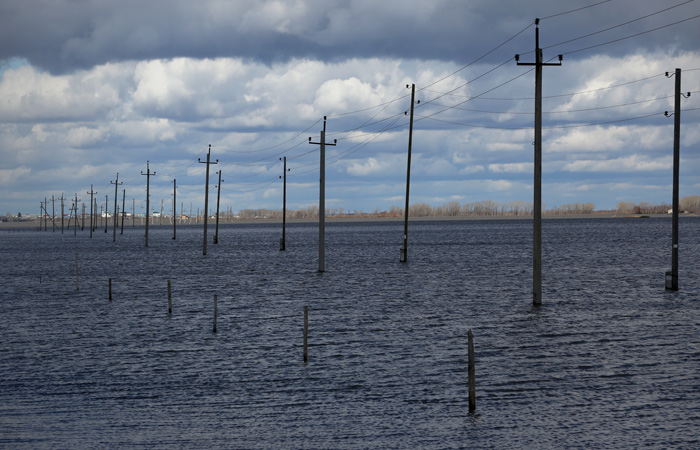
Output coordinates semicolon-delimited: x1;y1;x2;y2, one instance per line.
303;305;309;362
168;280;172;314
75;253;79;291
468;329;476;412
109;278;112;301
213;294;218;333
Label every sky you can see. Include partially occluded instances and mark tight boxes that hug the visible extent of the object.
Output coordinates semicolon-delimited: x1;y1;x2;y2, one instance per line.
1;0;699;217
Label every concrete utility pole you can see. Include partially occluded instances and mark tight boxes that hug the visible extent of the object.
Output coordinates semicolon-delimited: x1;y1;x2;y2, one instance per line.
120;189;126;235
280;156;290;251
172;179;177;240
516;19;562;306
665;68;691;291
94;198;98;232
401;83;419;262
132;198;135;227
141;161;156;247
214;170;223;244
51;195;56;231
87;185;96;238
309;117;337;272
199;145;218;255
104;195;109;233
73;194;80;235
40;200;45;230
60;193;65;234
111;173;123;242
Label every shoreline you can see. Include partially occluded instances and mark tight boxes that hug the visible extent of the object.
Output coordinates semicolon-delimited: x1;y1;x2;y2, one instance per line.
3;212;697;229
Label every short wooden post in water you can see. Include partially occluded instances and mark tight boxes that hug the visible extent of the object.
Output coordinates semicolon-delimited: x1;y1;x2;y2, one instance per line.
213;294;218;333
303;306;309;362
75;253;79;291
109;278;112;301
468;329;476;412
168;280;172;314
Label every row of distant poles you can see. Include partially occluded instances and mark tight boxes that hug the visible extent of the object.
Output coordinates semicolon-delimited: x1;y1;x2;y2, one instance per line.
38;22;690;302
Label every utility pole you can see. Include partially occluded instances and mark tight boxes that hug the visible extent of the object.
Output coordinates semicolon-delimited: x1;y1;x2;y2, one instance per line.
214;170;223;244
111;173;123;242
198;145;218;255
73;194;80;235
87;185;96;238
59;193;65;234
401;83;419;262
132;198;135;227
309;117;337;272
516;19;562;306
94;198;98;232
141;161;155;247
104;195;109;233
172;179;177;240
120;189;126;235
664;68;691;291
160;199;164;226
51;195;56;231
81;203;86;231
280;156;290;251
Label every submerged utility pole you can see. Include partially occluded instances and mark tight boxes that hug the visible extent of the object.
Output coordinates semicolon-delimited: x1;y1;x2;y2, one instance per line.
516;19;562;306
280;156;290;251
214;170;223;244
51;195;56;231
172;179;177;240
60;193;65;234
111;173;122;242
87;185;96;238
309;117;337;272
104;195;108;233
120;189;126;235
401;83;419;262
141;161;155;247
199;145;218;255
665;68;691;291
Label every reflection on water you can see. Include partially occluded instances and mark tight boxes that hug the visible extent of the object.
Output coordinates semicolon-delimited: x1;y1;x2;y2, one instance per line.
1;218;699;449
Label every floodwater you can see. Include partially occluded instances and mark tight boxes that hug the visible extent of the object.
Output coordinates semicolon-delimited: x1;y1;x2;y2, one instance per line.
1;218;699;449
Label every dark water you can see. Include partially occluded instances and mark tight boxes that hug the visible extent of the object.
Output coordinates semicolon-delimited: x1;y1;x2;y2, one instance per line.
1;218;699;449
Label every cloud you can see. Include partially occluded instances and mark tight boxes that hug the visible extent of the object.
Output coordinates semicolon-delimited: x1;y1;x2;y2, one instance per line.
563;154;672;172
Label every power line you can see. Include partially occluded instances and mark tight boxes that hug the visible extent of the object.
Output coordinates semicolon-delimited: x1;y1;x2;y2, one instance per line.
563;13;700;56
540;0;614;20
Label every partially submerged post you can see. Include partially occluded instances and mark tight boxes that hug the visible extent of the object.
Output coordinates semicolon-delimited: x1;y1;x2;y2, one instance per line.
167;279;172;314
213;294;218;333
468;329;476;412
109;278;112;301
303;306;309;363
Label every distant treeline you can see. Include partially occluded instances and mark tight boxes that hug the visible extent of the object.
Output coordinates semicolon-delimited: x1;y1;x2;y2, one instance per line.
616;195;700;214
236;200;598;219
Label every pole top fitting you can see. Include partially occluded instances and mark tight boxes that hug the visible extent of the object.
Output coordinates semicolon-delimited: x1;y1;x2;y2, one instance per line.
515;54;520;62
535;18;540;26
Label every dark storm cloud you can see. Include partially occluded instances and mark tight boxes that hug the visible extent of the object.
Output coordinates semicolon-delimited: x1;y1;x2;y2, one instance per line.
1;0;697;74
